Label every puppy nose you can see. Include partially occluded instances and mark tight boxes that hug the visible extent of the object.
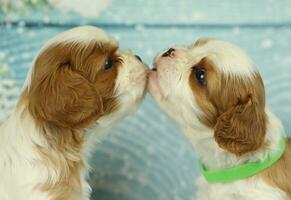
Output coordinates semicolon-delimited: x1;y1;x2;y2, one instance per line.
135;54;142;62
162;48;175;57
151;67;157;71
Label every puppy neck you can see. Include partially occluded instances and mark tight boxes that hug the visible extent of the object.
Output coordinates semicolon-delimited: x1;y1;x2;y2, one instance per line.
1;106;43;149
183;108;285;170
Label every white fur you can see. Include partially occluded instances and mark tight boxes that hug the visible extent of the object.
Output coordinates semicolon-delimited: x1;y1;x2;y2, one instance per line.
149;39;287;199
189;40;258;77
0;26;147;200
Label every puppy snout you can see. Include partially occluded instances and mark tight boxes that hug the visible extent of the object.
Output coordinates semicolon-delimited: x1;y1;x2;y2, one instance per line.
135;54;142;62
162;48;175;57
151;67;157;71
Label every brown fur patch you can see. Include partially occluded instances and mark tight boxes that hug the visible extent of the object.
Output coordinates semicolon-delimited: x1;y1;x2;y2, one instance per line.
189;57;267;155
27;41;119;129
18;39;120;199
259;138;291;197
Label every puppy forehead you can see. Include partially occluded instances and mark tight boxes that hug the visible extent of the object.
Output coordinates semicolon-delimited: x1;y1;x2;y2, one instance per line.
43;26;117;51
191;39;257;77
25;26;117;89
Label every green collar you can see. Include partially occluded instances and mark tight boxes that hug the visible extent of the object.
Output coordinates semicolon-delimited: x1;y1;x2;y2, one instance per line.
199;136;286;183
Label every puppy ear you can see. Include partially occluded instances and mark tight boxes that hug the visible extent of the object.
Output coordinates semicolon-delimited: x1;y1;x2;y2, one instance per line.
214;95;266;156
28;46;103;129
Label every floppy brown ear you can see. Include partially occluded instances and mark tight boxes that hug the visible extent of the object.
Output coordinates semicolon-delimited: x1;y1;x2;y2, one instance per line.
28;49;103;129
214;95;267;156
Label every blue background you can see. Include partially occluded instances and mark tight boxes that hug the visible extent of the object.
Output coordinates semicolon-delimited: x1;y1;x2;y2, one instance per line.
1;1;291;199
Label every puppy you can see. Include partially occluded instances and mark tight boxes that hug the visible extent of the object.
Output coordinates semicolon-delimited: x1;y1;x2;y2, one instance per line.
148;39;291;200
0;26;147;200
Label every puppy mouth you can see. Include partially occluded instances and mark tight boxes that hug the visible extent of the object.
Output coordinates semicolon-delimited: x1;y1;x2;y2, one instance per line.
148;70;165;101
152;61;157;71
134;70;148;86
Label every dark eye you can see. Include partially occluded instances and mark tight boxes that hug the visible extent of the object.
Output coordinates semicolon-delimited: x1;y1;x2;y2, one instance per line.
194;67;206;86
104;59;114;70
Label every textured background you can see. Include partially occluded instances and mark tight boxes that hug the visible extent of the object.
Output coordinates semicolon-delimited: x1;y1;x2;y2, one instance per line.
1;1;291;200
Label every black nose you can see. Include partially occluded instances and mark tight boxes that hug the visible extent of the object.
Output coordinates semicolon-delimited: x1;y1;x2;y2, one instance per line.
135;55;142;62
152;67;157;71
162;48;175;57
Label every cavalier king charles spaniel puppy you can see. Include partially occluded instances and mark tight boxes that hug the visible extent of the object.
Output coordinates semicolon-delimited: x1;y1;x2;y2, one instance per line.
0;26;147;200
148;39;291;200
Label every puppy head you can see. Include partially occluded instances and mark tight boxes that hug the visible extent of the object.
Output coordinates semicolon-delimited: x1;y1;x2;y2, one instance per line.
149;39;267;156
20;26;147;130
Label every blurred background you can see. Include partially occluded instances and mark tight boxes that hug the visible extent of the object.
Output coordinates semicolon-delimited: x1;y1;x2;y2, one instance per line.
0;0;291;199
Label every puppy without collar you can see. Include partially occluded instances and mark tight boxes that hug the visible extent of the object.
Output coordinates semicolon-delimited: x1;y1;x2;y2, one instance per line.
0;26;147;200
149;39;291;200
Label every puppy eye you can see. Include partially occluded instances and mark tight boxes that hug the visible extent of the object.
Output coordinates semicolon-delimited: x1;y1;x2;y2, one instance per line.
194;67;206;86
104;59;114;70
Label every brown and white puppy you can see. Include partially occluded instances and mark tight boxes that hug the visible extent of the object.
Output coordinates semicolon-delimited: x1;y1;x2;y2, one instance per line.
0;26;147;200
148;39;291;200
